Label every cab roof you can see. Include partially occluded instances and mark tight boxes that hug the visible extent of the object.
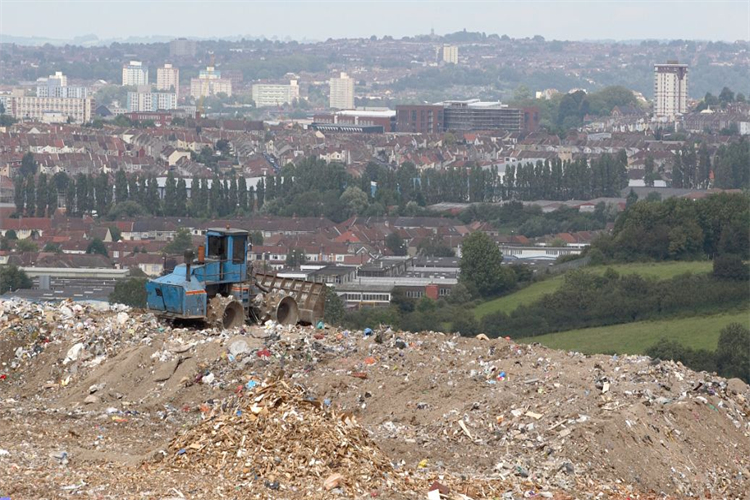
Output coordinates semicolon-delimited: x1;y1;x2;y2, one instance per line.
206;228;249;236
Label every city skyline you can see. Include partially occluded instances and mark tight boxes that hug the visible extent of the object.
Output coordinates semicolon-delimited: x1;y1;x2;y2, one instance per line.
1;0;749;43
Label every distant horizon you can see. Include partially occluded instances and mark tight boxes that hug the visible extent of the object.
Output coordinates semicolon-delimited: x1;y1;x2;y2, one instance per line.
1;32;748;47
1;1;748;43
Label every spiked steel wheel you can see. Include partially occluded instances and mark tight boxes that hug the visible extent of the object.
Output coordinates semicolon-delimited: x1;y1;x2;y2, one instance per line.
207;295;245;330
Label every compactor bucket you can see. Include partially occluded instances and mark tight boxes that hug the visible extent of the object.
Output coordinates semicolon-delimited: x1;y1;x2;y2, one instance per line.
254;273;325;325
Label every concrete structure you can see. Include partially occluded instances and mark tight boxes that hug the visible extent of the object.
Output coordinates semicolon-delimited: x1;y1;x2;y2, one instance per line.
156;64;180;97
441;100;537;133
439;45;458;64
9;95;94;124
170;38;196;58
313;109;396;132
499;245;582;261
126;89;177;112
329;72;355;109
396;104;444;133
335;276;456;308
252;81;299;107
122;61;148;86
36;72;88;98
190;66;232;98
654;62;688;118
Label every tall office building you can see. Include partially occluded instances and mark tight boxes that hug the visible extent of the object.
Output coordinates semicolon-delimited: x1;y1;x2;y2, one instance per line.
156;64;180;97
329;72;355;109
251;81;299;107
439;45;458;64
654;62;688;118
189;66;232;98
170;38;197;58
122;61;149;86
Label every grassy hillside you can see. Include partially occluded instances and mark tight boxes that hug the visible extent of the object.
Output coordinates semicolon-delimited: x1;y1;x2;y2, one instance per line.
473;261;714;319
521;308;750;355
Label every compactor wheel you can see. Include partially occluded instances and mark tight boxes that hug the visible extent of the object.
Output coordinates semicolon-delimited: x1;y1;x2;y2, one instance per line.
207;295;245;330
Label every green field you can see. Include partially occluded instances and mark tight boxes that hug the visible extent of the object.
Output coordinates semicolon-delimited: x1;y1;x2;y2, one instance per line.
520;308;750;354
473;261;714;319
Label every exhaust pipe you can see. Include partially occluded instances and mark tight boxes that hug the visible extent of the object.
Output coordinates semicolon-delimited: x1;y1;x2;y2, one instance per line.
184;249;194;282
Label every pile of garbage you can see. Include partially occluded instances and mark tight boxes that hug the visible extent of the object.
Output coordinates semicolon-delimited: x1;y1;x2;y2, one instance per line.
160;378;403;499
1;298;749;499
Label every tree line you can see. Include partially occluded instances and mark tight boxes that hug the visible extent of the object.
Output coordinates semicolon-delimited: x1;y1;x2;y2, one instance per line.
590;192;749;262
646;323;749;383
479;266;748;339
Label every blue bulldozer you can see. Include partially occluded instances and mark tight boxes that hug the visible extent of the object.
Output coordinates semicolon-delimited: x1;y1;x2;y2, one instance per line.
146;228;325;329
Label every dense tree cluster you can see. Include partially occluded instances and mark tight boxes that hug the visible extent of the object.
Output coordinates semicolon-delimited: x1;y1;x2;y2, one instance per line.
108;277;148;308
504;152;629;200
459;232;516;297
479;268;748;339
647;323;750;383
0;265;32;294
591;193;749;262
712;138;749;189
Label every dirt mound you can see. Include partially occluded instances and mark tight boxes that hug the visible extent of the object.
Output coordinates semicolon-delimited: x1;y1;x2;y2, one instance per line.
2;299;750;499
157;379;402;498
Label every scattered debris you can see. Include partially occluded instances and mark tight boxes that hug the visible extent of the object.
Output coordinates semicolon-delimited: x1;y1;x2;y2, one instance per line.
0;298;748;499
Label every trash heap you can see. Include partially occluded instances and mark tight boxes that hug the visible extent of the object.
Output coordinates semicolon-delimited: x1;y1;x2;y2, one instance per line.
1;298;749;499
160;379;405;499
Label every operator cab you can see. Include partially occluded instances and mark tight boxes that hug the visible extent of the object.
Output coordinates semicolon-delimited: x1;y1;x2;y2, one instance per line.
202;228;249;285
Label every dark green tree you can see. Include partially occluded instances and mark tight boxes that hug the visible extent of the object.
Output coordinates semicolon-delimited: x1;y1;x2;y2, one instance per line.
715;323;750;382
146;176;161;215
459;231;515;297
286;248;307;268
163;172;178;216
24;176;35;217
626;188;638;208
256;178;265;210
644;155;656;187
86;238;108;257
0;265;32;294
13;176;25;215
238;177;248;213
15;239;38;253
163;228;193;255
323;286;346;325
20;152;37;177
176;178;188;216
109;277;148;308
713;254;749;281
385;232;407;256
115;169;129;204
36;173;48;217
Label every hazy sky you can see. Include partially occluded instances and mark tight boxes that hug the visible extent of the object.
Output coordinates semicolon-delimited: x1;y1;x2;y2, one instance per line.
1;0;749;42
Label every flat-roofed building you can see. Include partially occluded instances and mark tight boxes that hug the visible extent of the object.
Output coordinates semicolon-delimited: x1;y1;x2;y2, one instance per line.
252;80;299;107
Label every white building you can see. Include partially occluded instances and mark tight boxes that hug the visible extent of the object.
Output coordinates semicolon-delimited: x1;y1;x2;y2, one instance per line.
126;90;177;112
654;62;688;119
252;81;299;107
439;45;458;64
189;66;232;98
122;61;149;86
36;72;88;98
329;72;354;109
9;95;94;124
156;64;180;97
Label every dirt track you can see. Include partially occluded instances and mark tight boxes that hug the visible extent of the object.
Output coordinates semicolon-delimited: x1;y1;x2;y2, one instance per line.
1;299;749;499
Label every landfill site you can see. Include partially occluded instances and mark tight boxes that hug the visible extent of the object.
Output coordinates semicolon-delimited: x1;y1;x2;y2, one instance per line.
1;299;749;500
